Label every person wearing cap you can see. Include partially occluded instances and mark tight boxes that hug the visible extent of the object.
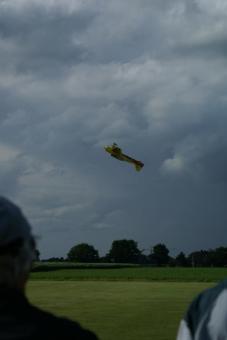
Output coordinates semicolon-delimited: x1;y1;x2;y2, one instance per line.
0;197;98;339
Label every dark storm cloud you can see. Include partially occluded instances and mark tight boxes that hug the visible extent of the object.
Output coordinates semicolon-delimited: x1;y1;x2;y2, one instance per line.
176;37;227;59
0;2;97;77
0;0;227;257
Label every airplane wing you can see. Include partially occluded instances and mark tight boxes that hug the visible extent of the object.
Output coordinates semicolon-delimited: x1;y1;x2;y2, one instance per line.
121;153;144;171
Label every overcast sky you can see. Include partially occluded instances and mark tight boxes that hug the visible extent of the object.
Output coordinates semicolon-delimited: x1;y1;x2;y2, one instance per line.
1;0;227;258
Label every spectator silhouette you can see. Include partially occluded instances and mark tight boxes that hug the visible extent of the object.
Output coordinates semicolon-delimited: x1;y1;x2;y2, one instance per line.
0;197;98;339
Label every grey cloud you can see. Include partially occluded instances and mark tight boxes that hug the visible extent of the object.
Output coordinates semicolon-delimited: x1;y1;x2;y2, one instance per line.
0;0;227;257
175;36;227;59
0;2;97;77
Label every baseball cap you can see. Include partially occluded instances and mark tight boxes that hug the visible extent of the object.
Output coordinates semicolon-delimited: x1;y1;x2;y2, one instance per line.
0;197;34;255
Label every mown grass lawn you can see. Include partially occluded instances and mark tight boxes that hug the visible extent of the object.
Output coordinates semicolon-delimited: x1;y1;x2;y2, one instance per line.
30;265;227;282
27;281;214;340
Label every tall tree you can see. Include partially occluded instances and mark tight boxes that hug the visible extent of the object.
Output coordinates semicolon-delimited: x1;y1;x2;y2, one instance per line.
108;239;141;263
188;250;210;267
67;243;99;263
149;243;170;266
175;252;188;267
208;247;227;267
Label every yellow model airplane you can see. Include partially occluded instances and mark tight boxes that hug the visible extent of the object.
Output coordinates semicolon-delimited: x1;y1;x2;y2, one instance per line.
104;143;144;171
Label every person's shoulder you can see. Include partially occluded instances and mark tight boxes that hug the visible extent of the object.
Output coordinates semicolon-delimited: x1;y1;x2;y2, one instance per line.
184;279;227;334
29;303;98;339
190;279;227;313
50;316;98;339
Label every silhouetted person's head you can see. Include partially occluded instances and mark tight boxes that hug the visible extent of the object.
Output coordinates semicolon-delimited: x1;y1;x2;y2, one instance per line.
0;197;36;292
0;198;98;339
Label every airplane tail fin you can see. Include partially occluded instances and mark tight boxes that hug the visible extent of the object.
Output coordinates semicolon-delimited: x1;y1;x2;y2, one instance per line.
134;162;144;172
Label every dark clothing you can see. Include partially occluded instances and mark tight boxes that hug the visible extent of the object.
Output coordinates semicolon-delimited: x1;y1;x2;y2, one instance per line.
0;287;98;340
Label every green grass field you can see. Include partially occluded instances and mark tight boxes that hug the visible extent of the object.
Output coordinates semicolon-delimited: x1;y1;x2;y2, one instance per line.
31;264;227;282
27;280;214;340
27;265;227;339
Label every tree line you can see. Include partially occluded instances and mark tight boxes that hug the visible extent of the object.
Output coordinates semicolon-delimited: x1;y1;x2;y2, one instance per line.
43;239;227;267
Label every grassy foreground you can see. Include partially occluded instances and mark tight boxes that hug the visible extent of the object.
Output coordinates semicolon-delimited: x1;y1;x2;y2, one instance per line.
27;280;214;340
